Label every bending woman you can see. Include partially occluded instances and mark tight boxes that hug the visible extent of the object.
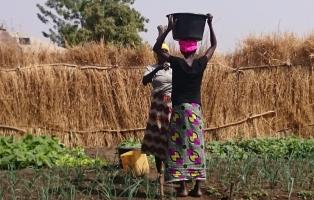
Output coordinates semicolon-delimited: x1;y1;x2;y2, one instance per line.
153;14;217;197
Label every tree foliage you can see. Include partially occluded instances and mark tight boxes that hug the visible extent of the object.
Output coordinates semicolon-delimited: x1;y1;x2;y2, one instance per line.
37;0;148;47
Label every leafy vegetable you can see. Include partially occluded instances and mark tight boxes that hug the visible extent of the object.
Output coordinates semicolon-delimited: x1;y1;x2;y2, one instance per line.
118;137;141;149
207;137;314;159
0;134;106;169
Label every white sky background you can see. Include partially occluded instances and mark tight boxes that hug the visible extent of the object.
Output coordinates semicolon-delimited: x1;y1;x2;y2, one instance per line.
0;0;314;53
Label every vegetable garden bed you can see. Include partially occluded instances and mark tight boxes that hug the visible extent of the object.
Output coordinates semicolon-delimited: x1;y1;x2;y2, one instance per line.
0;136;313;200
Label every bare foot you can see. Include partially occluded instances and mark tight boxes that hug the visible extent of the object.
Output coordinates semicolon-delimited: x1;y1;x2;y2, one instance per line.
177;182;188;197
177;188;188;197
188;188;203;197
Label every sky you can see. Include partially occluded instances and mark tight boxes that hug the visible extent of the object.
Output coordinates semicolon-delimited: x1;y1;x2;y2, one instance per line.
1;0;314;53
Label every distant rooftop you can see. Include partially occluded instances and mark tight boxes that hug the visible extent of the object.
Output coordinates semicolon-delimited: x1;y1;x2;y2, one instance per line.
0;28;65;52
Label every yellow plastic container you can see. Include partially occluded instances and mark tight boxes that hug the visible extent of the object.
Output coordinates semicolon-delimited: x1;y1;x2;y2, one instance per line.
120;150;149;176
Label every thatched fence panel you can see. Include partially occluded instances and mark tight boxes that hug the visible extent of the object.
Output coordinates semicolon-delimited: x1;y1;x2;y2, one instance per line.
0;63;313;147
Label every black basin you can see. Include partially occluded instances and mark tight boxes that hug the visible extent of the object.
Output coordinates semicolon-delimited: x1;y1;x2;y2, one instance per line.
167;13;207;41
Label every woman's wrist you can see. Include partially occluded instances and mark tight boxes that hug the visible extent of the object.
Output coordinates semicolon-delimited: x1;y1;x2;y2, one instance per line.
165;28;171;34
155;65;163;71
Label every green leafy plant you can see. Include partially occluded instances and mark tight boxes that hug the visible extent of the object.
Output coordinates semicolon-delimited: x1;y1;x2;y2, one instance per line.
0;134;106;169
298;191;314;200
207;137;314;159
118;137;141;149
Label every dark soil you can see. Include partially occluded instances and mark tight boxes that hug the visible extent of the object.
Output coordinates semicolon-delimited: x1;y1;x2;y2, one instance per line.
84;148;310;200
0;147;311;200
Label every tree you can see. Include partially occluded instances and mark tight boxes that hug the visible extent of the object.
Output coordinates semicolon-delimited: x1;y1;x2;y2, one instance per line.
37;0;148;47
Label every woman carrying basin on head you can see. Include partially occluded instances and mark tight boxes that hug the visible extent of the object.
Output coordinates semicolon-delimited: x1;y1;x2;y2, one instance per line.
153;14;217;197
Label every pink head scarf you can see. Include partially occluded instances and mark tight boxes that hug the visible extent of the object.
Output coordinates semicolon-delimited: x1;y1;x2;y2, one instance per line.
179;40;198;53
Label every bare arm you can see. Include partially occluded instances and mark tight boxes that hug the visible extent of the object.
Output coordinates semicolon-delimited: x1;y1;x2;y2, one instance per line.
203;14;217;60
153;15;175;61
142;66;163;85
143;25;169;86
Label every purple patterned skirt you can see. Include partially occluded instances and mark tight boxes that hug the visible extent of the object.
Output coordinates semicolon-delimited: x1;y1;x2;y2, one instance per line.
165;103;206;183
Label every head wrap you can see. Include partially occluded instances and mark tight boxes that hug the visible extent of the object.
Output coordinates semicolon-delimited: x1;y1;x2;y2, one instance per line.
154;43;169;61
161;43;170;52
179;40;197;53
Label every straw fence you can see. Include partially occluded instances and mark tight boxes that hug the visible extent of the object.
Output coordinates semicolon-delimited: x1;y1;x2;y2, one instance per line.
0;33;313;147
0;61;313;147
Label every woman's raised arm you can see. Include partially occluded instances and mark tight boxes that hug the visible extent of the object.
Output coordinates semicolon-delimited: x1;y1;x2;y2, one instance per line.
203;14;217;60
153;15;176;61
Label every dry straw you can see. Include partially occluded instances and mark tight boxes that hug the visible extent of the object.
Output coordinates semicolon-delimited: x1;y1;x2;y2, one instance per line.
0;33;313;147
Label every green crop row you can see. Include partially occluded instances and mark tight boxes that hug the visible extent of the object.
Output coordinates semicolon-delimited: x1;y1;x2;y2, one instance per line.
207;137;314;159
0;134;106;169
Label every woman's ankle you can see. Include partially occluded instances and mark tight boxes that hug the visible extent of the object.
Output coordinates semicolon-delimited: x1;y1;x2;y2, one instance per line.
177;181;188;197
190;180;202;197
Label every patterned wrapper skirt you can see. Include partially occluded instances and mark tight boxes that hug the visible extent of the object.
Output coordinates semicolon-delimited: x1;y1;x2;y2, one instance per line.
141;92;172;160
165;103;206;183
